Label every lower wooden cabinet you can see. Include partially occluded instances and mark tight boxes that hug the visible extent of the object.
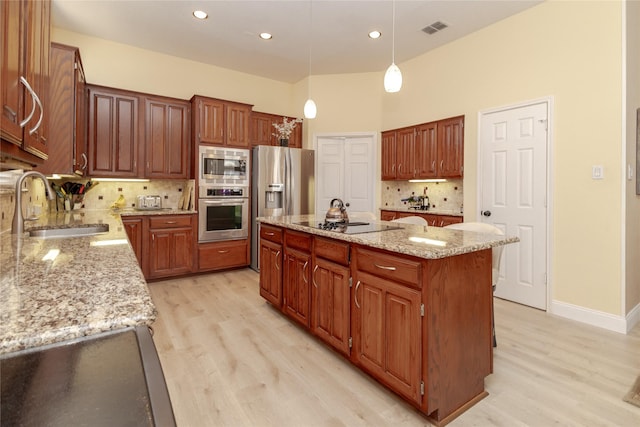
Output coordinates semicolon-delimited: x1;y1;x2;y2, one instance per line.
259;224;283;307
198;239;248;271
122;214;195;280
283;247;311;327
380;210;463;227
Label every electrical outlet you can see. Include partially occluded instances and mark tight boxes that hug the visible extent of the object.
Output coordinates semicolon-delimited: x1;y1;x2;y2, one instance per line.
592;165;604;180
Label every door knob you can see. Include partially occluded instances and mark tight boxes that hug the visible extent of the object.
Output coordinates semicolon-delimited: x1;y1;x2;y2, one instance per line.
345;202;350;207
482;210;492;217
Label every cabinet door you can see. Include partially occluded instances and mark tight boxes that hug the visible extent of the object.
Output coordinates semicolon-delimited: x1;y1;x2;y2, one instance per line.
415;122;438;178
171;228;194;274
145;97;190;178
74;56;87;175
250;112;273;146
259;239;283;307
21;0;50;159
1;0;25;145
438;116;464;178
380;210;397;221
148;227;193;278
381;131;396;180
288;122;303;148
88;87;140;177
226;103;251;148
283;247;311;328
438;215;463;227
194;97;224;145
396;127;415;180
311;257;351;356
122;217;144;267
352;270;422;405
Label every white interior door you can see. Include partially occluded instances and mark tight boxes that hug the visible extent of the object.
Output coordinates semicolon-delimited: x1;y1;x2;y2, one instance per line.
316;134;376;216
480;101;549;310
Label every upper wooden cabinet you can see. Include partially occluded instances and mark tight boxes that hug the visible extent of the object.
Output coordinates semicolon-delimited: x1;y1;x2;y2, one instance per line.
250;111;303;148
1;0;51;163
144;95;190;179
191;95;252;148
37;43;87;176
87;85;142;177
381;115;464;181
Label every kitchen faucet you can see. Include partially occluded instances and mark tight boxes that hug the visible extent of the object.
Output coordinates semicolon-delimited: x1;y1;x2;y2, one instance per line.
12;171;55;234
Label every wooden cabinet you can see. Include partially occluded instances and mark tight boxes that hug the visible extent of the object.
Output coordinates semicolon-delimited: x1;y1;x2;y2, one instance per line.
148;215;195;279
311;237;351;356
144;95;190;179
122;216;143;267
351;249;423;405
396;126;416;180
1;0;50;163
250;111;303;148
381;115;464;180
191;95;252;148
283;230;312;328
198;239;248;272
37;43;87;176
259;224;283;307
438;115;464;177
380;210;463;227
381;130;396;180
87;85;142;177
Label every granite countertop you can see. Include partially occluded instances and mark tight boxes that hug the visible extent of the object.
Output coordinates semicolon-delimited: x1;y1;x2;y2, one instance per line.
0;208;193;355
258;214;518;260
380;206;464;217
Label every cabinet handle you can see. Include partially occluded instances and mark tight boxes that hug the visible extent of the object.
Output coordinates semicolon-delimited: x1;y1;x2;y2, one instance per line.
302;261;309;284
81;153;88;170
431;160;436;171
3;105;17;122
165;221;177;224
28;89;44;136
374;263;396;271
275;250;281;270
354;280;361;308
398;163;402;173
312;265;319;288
440;160;444;171
19;77;37;128
217;250;229;254
265;232;275;236
391;164;395;172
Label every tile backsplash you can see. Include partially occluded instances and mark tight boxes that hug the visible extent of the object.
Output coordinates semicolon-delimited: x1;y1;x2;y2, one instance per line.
380;179;464;213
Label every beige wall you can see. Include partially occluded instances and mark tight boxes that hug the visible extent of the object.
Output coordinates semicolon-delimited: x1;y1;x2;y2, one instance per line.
625;0;640;315
53;0;632;319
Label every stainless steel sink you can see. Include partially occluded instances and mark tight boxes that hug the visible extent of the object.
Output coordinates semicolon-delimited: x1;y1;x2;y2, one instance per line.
29;224;109;239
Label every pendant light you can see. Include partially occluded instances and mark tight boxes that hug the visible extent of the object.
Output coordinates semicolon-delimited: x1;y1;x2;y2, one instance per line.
304;0;317;118
384;0;402;93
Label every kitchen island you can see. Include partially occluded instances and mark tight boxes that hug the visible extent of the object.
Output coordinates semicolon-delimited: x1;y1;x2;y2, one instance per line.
257;214;518;426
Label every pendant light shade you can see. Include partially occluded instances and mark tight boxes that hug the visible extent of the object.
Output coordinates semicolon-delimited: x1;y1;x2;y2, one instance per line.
304;0;317;119
384;63;402;93
384;0;402;93
304;98;317;119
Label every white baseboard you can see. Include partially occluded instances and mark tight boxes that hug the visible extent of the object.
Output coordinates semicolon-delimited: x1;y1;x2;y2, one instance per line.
625;302;640;333
549;300;628;334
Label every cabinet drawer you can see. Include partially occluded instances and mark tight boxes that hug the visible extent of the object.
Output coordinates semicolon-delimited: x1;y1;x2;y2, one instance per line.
314;237;350;266
260;224;283;243
199;240;248;271
149;215;192;229
355;247;422;289
285;230;311;251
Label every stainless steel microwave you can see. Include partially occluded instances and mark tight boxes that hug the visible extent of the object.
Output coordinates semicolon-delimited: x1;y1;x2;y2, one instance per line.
199;146;249;186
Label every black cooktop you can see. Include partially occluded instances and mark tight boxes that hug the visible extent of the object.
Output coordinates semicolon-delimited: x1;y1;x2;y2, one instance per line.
295;221;403;234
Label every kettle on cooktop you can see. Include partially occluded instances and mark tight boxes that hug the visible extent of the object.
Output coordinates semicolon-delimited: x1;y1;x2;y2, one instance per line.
325;198;349;223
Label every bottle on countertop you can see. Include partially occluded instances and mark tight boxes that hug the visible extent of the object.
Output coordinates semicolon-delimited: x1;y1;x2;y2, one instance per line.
422;188;430;210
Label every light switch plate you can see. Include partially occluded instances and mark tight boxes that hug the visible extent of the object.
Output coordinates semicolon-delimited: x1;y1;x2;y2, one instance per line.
592;165;604;180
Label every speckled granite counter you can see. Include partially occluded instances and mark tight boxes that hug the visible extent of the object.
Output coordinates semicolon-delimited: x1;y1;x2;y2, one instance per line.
0;208;194;355
379;206;463;217
258;214;518;259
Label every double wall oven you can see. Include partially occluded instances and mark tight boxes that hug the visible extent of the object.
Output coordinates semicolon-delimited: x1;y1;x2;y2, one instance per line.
198;146;250;242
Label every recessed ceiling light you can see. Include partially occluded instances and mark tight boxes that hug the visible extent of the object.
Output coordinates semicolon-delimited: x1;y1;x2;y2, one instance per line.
368;30;382;39
259;32;273;40
193;10;208;20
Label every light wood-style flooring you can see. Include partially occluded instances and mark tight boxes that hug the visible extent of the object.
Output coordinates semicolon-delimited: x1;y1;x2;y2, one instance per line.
148;269;640;426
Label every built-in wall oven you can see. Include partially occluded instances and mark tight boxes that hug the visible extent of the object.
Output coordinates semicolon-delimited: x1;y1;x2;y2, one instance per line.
198;146;250;242
198;186;249;242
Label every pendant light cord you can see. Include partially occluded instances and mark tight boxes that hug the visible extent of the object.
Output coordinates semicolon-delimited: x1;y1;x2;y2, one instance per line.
392;0;396;63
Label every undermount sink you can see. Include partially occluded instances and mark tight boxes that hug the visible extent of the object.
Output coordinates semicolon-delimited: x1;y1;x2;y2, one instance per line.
29;224;109;239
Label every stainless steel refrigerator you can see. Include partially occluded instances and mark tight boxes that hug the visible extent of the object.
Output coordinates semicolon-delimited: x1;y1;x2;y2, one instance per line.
251;146;315;271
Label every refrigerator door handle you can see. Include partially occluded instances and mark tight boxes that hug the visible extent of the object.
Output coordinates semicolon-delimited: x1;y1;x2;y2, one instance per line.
285;149;291;215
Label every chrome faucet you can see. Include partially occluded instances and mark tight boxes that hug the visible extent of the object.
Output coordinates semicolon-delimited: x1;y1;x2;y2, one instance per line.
12;171;55;234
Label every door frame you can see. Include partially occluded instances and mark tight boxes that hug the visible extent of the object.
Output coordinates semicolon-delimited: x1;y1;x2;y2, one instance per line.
476;96;554;311
313;131;378;215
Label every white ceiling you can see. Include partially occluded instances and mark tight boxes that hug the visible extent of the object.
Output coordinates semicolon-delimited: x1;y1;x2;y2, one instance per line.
52;0;542;84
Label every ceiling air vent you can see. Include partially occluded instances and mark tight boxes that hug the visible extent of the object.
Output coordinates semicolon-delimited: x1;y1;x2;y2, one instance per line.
422;21;448;35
